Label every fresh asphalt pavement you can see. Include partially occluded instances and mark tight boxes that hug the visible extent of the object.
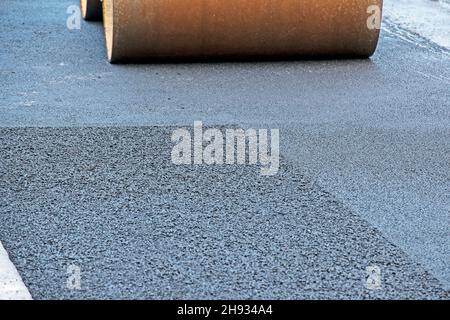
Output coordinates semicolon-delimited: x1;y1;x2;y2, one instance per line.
0;0;449;299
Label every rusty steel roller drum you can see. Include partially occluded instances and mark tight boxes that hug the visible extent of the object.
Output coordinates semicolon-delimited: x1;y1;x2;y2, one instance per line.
102;0;383;62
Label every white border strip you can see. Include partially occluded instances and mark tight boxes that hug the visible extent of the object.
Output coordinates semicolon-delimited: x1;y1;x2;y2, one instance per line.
0;242;32;300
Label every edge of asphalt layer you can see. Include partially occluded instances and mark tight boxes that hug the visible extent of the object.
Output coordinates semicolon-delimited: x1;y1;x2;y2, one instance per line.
282;124;450;291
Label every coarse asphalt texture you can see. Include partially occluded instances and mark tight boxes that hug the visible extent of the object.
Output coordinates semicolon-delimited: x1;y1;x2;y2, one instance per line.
0;0;449;299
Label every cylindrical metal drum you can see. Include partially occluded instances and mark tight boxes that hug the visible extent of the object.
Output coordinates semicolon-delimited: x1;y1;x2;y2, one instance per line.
103;0;383;62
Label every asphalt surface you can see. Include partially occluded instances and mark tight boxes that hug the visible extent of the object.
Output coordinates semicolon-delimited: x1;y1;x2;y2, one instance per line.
0;0;449;299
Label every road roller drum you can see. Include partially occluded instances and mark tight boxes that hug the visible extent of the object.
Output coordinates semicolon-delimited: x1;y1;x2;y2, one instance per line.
82;0;383;62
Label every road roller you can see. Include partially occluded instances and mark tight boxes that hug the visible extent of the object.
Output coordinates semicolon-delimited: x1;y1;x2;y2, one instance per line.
81;0;383;63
